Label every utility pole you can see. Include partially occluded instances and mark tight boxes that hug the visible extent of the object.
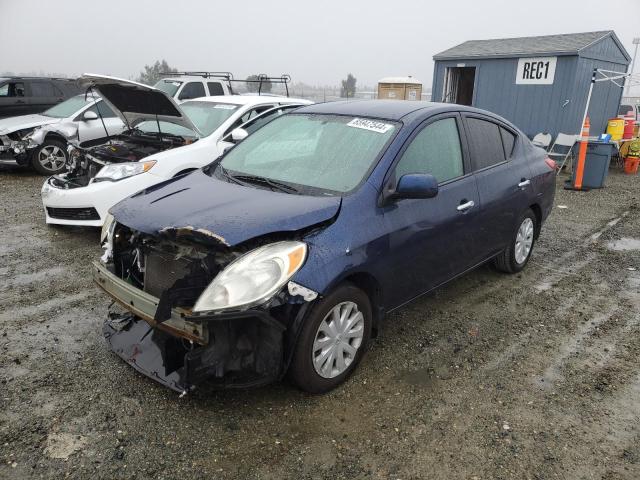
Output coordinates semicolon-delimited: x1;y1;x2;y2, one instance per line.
624;37;640;97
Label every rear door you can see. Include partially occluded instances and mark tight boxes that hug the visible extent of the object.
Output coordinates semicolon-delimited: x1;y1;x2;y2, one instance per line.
462;114;533;257
381;114;483;306
28;80;63;114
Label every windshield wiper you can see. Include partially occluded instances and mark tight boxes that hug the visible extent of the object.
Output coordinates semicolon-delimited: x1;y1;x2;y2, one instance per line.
231;173;299;194
217;164;242;185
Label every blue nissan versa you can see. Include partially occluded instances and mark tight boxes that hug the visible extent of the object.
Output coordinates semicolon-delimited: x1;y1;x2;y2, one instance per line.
94;100;555;394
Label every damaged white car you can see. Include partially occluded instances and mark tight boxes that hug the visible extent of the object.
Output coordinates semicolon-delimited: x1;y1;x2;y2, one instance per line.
41;74;311;226
0;95;124;174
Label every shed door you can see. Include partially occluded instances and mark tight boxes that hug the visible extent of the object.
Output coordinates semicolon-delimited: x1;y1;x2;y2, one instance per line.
443;67;475;106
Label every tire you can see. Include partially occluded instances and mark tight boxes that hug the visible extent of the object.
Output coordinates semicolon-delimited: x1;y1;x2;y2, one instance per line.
493;208;537;274
288;283;372;393
31;139;68;175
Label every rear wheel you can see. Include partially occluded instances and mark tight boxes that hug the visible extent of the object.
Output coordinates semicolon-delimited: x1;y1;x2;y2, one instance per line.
31;139;68;175
288;283;372;393
493;208;537;273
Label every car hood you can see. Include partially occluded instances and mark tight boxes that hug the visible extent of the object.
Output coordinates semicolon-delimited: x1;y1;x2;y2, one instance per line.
110;169;341;247
0;114;59;135
78;74;201;136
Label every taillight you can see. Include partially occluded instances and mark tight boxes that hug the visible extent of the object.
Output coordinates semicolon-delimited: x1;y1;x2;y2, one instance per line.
544;158;557;170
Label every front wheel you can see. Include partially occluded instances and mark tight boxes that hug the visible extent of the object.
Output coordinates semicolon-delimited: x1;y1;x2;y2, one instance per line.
493;209;537;273
31;139;68;175
288;283;372;393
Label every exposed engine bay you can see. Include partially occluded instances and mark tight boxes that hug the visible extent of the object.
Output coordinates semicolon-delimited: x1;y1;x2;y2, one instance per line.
50;129;193;188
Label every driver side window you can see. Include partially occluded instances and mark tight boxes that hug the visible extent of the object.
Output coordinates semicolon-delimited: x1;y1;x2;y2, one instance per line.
395;117;463;184
179;82;205;100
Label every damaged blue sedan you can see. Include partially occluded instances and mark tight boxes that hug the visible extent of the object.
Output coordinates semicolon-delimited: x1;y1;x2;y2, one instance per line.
94;100;555;394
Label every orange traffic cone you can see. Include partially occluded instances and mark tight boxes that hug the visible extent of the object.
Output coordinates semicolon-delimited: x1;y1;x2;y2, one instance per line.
565;117;590;191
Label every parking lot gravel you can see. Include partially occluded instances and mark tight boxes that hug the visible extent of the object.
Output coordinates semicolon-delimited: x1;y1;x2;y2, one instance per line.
1;163;639;479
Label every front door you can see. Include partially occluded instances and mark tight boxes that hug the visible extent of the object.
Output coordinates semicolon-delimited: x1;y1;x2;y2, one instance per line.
76;101;125;143
380;114;483;307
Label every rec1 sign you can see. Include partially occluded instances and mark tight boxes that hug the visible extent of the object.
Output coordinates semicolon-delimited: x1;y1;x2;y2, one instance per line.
516;57;557;85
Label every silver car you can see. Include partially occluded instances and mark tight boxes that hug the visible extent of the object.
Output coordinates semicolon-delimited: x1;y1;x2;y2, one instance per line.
0;95;124;174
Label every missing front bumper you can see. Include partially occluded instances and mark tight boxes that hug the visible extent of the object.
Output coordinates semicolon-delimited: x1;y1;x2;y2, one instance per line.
104;311;285;393
94;261;287;392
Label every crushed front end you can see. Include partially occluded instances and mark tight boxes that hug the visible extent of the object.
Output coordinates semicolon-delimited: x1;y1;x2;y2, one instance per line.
94;221;315;393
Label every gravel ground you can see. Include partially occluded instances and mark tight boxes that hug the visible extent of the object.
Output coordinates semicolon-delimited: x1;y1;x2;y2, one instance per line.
1;163;639;480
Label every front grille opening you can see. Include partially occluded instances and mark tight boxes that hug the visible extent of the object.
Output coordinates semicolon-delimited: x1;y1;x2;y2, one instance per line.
47;207;100;221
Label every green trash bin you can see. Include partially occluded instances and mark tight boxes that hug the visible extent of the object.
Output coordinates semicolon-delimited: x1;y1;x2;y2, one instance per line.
569;142;614;189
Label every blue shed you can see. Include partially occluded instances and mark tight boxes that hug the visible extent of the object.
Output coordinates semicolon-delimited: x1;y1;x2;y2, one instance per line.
432;31;631;139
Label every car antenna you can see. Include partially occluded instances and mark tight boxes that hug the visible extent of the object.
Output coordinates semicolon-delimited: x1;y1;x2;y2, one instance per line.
87;86;112;145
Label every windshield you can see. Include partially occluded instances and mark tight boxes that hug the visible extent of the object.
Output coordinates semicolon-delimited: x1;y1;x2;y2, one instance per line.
219;114;398;194
136;102;239;138
182;101;239;136
154;79;182;97
43;96;92;118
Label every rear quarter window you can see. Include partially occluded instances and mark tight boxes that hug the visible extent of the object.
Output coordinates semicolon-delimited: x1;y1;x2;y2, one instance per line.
466;117;506;170
500;127;516;158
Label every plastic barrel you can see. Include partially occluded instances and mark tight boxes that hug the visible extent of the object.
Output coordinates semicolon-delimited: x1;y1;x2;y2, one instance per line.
624;157;639;175
607;118;625;140
623;116;635;140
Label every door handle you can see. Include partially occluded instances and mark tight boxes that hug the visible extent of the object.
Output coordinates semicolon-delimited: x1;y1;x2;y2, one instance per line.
518;179;531;188
16;100;25;104
457;200;475;212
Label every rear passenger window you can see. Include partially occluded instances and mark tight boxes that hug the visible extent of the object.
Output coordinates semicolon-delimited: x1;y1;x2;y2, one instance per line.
179;82;206;100
395;117;464;184
30;81;57;97
500;127;516;158
466;117;506;170
207;82;224;96
86;101;117;118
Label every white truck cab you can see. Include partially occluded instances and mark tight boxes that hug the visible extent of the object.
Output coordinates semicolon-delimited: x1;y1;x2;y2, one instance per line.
153;72;234;102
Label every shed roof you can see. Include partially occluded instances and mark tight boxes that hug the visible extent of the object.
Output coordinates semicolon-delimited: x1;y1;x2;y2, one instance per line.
433;30;630;62
378;76;422;84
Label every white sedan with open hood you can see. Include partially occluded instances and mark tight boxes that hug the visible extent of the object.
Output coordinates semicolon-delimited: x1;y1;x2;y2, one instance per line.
41;74;311;227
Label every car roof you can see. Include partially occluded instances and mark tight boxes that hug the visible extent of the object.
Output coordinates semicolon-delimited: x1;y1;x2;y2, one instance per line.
296;100;443;121
186;95;311;106
295;100;513;123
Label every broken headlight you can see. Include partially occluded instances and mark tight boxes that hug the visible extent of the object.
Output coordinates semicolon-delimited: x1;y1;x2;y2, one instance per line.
193;241;307;313
94;160;156;182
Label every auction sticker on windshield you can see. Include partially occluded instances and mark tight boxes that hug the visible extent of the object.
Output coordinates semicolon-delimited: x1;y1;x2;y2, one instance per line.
347;118;393;134
214;104;238;110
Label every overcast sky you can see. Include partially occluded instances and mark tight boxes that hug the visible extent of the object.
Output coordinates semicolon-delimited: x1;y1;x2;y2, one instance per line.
1;0;639;90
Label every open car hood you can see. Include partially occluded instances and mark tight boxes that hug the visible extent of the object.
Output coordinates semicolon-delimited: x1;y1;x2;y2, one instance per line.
110;169;341;247
78;74;201;136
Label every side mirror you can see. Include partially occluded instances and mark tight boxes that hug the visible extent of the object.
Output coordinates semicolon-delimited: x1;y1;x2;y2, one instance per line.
83;110;99;121
394;173;439;199
231;128;248;142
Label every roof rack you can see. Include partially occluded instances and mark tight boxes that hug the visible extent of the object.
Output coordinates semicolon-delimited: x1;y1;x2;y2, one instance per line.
242;74;291;96
160;71;234;80
159;72;292;96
